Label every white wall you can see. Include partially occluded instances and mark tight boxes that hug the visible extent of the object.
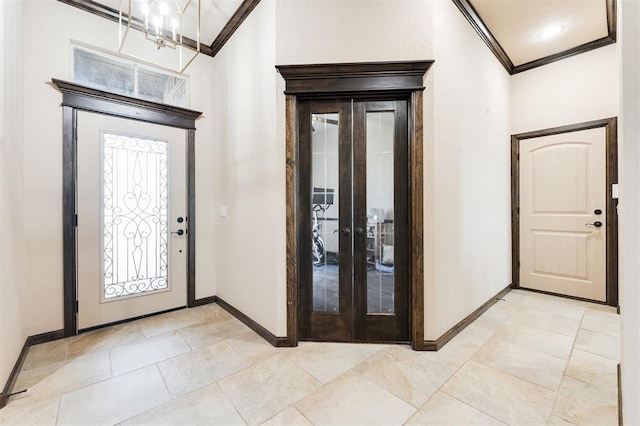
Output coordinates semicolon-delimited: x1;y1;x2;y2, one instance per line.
208;0;284;334
426;0;512;339
19;0;217;336
211;0;511;340
619;0;640;423
0;0;26;392
510;44;618;134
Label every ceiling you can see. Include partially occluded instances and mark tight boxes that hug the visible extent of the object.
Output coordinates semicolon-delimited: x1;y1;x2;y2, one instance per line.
60;0;615;75
59;0;261;57
454;0;616;74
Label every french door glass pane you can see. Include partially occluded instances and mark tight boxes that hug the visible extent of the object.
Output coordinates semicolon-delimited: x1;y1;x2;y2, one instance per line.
311;113;340;313
366;112;395;314
103;133;170;299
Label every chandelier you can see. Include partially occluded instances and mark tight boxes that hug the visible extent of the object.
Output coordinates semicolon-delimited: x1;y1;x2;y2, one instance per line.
119;0;201;74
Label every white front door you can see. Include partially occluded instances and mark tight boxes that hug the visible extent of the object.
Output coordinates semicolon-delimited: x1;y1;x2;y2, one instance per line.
77;112;187;329
519;127;606;301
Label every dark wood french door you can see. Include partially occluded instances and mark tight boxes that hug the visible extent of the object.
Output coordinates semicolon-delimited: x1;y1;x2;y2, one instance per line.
298;98;409;342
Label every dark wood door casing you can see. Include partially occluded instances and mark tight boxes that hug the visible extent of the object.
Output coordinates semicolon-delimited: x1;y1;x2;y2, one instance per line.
278;61;433;348
511;117;619;307
52;79;203;336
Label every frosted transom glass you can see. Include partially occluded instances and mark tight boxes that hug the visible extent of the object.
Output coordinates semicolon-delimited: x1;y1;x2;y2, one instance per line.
103;133;169;299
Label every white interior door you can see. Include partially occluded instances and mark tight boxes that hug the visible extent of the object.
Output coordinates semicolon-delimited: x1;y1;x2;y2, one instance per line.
519;127;606;301
77;111;187;329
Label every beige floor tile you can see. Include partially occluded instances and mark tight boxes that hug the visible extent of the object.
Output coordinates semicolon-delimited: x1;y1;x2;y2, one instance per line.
455;322;497;346
473;307;510;330
138;308;205;337
442;359;556;425
472;338;567;391
68;322;144;358
553;376;618;425
0;395;60;425
122;382;245;426
57;366;170;425
575;328;620;360
22;339;68;371
110;331;191;376
158;340;249;398
522;293;586;319
510;306;582;337
405;391;505;425
295;370;416;426
260;407;313;426
548;415;577;425
422;337;481;371
565;349;618;390
581;310;621;338
179;318;248;351
491;321;574;360
226;329;280;365
288;342;375;383
218;354;321;425
192;303;235;323
355;345;455;408
13;350;111;401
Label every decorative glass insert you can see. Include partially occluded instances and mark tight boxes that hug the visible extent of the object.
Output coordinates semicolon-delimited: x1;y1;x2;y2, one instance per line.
73;46;189;107
103;133;169;299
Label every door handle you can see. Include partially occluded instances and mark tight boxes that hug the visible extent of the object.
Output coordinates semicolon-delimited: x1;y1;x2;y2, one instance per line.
585;221;603;228
171;229;185;236
341;227;351;235
355;227;365;235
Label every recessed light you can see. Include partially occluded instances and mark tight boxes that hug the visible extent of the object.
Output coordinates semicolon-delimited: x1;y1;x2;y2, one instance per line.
537;25;564;40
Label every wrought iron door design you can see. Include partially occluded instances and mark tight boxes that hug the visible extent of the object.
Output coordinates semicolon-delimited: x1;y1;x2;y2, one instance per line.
102;133;170;299
77;112;187;330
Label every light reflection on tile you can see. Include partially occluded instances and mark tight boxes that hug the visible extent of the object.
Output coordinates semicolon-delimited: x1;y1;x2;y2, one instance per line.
122;382;245;426
4;292;621;426
472;338;567;391
405;391;505;425
218;355;321;425
57;366;170;425
295;371;416;426
355;345;455;407
442;360;556;425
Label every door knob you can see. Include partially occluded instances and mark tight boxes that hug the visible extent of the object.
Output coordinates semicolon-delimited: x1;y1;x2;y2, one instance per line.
585;221;603;228
171;229;185;236
355;227;365;235
341;227;351;235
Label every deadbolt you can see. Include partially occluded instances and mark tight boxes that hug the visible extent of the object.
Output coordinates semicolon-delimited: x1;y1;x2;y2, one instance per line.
177;217;184;223
594;209;602;215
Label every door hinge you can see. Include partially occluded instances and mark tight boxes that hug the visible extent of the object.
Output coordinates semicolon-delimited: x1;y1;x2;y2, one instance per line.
74;214;78;227
75;300;79;313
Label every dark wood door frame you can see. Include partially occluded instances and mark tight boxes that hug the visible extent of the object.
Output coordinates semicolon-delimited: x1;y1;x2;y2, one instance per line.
511;117;619;306
52;79;203;336
276;61;434;349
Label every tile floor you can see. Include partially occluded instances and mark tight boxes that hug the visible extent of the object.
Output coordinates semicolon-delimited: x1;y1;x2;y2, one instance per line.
0;289;620;425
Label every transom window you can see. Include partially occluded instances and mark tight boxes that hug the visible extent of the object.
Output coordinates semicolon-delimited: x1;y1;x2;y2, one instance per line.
72;46;189;108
